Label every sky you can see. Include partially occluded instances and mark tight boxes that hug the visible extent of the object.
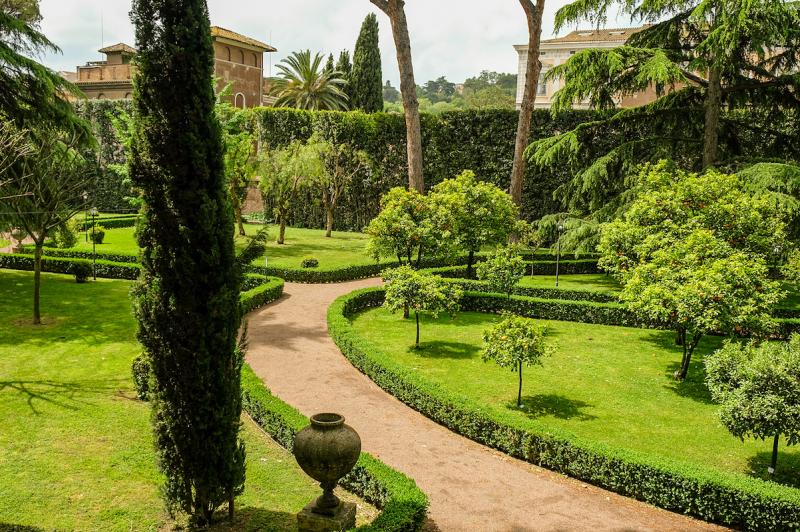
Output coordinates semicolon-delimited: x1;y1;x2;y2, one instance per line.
39;0;634;85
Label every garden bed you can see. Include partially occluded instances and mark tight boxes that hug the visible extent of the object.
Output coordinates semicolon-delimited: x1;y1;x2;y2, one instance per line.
328;287;800;530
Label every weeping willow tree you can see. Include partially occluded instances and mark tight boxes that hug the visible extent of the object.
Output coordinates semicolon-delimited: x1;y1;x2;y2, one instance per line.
527;0;800;252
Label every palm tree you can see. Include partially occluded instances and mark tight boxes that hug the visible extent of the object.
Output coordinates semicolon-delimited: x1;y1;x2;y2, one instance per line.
272;50;349;111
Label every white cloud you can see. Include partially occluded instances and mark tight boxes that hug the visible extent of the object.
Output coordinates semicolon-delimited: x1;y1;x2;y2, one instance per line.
39;0;633;83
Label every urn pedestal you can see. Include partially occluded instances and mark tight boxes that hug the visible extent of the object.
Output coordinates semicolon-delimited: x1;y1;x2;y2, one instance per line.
293;413;361;531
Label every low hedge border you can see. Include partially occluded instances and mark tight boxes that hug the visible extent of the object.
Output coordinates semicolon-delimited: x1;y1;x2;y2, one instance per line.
328;288;800;530
0;253;140;280
432;260;600;278
240;276;285;314
22;246;140;264
240;365;428;531
80;216;139;230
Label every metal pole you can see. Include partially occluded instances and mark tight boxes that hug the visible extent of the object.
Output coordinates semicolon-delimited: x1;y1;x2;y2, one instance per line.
92;210;97;281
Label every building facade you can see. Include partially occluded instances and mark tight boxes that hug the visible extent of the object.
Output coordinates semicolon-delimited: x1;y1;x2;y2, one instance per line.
74;26;276;108
515;26;658;110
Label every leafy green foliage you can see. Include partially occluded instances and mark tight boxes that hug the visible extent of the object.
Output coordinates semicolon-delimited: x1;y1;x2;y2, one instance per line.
128;0;244;524
528;0;800;231
476;246;525;299
482;313;553;407
706;336;800;474
383;266;463;347
382;80;400;103
430;170;519;274
350;13;383;113
272;50;349;110
599;163;786;380
259;140;325;244
89;225;106;245
785;251;800;282
365;187;456;267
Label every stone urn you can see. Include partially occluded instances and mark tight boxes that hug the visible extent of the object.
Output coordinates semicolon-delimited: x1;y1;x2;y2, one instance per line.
293;413;361;516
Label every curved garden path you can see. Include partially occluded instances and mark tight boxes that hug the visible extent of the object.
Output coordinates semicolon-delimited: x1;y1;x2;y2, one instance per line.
246;279;723;532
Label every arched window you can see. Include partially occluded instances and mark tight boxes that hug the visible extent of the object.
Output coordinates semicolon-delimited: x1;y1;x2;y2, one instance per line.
237;49;244;64
97;93;106;100
234;93;246;108
225;46;231;61
252;53;259;67
124;92;132;99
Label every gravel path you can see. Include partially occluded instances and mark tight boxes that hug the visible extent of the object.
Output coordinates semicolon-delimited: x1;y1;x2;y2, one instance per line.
246;279;723;532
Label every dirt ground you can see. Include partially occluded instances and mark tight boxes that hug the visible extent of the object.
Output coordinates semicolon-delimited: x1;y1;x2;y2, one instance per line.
246;279;725;532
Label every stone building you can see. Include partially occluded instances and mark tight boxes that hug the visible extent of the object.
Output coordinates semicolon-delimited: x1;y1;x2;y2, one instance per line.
514;26;659;110
73;26;276;108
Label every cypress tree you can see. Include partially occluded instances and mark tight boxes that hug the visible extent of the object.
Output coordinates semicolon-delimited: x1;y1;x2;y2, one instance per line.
129;0;245;525
350;13;383;112
324;53;335;75
335;50;353;101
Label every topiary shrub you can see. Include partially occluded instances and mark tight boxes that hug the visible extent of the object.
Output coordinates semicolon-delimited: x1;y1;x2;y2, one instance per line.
301;257;319;269
70;262;92;283
54;219;79;249
89;226;106;245
131;354;150;401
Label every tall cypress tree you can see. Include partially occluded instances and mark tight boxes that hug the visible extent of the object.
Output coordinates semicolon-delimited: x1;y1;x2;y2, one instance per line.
336;49;353;101
324;52;335;75
350;13;383;112
129;0;245;525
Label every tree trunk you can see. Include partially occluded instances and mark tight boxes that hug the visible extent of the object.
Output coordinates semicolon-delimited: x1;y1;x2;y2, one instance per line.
466;250;475;279
325;207;334;238
703;64;722;169
675;331;702;381
278;214;287;245
372;0;424;192
517;361;523;407
415;311;420;347
33;241;42;325
770;434;780;473
510;0;546;207
234;204;246;237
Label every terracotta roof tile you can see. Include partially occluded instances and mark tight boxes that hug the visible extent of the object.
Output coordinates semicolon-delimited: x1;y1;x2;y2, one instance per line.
98;43;137;54
541;26;648;45
210;26;276;52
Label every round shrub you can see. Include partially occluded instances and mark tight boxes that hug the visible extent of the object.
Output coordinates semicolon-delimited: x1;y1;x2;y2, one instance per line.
131;354;151;401
70;262;92;283
89;226;106;245
54;219;79;249
301;257;319;269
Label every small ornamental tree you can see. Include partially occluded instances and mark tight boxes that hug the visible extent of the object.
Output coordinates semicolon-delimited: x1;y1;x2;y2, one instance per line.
482;313;553;408
599;163;787;380
366;187;456;267
383;266;463;348
310;134;372;237
259;141;324;244
706;335;800;475
477;246;525;299
430;170;519;277
223;131;256;237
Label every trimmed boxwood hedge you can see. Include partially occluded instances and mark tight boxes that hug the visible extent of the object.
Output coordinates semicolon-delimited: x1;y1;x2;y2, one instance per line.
240;276;285;313
24;246;140;264
327;288;800;530
0;253;141;280
80;216;139;230
240;365;429;531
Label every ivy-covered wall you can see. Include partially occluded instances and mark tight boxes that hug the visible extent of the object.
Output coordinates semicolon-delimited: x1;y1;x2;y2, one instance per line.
254;108;602;231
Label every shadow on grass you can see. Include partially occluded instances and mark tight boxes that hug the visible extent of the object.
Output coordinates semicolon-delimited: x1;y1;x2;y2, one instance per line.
0;525;45;532
510;394;597;421
206;506;297;531
415;341;480;359
0;378;128;415
639;330;717;405
746;449;800;489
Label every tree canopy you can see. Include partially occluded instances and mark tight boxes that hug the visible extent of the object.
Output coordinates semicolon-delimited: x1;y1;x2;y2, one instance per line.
350;12;383;112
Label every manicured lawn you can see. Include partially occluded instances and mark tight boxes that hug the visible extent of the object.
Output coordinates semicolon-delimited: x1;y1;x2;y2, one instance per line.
350;307;800;488
518;273;620;295
0;270;374;530
61;224;376;270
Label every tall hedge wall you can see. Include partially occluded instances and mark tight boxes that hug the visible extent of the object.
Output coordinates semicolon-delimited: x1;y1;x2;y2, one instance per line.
254;108;604;231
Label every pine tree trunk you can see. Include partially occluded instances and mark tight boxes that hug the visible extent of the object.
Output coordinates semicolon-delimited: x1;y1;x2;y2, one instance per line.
326;207;334;238
33;241;42;325
373;0;424;192
510;0;546;207
703;65;722;169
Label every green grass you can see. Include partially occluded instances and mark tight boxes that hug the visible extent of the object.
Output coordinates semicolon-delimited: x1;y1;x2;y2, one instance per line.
62;224;376;271
0;270;374;530
350;307;800;488
518;273;620;294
